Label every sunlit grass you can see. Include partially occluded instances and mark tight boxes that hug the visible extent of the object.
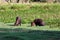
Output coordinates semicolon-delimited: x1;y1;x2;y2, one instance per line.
0;22;59;31
0;3;60;28
0;23;60;40
0;3;60;40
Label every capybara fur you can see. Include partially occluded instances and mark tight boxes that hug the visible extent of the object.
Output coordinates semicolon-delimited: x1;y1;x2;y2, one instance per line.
14;16;21;26
31;19;45;26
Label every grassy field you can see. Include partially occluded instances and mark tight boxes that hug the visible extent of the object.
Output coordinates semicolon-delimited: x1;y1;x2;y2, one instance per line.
0;3;60;27
0;3;60;40
0;23;59;40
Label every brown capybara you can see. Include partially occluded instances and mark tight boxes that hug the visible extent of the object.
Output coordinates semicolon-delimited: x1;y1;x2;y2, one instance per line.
31;19;45;26
31;21;35;26
34;19;45;26
14;16;21;26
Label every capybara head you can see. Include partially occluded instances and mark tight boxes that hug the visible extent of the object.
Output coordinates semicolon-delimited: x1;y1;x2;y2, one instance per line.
31;22;35;26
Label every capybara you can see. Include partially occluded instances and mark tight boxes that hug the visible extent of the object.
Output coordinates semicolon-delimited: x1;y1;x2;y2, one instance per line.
14;16;21;26
31;19;45;26
34;19;45;26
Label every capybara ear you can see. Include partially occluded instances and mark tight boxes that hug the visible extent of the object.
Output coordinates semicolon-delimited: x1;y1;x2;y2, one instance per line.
33;19;45;26
31;22;35;26
14;16;21;26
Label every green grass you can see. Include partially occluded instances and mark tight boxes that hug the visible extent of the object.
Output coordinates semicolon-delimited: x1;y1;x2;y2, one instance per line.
0;3;60;40
0;3;60;27
0;22;60;31
0;23;60;40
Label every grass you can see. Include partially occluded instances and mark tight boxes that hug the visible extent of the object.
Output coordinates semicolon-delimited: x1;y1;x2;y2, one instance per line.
0;22;60;31
0;3;60;40
0;23;60;40
0;3;60;26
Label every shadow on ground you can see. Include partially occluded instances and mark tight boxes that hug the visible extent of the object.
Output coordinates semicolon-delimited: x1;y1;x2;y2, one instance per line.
0;28;60;40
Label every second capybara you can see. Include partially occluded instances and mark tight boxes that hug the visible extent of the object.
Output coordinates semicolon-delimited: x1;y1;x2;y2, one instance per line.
31;19;45;26
14;16;21;26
